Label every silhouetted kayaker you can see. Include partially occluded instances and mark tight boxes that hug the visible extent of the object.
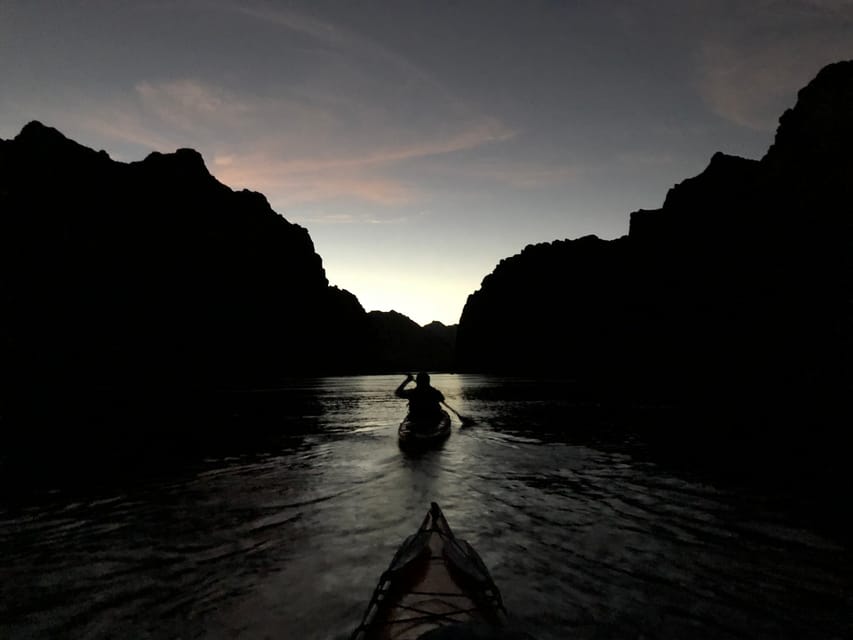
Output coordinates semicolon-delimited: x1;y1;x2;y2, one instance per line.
395;372;445;419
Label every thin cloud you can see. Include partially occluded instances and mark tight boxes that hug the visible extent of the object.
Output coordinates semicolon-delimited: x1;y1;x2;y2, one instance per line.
226;118;514;175
6;2;520;211
213;155;418;206
205;117;514;205
294;210;424;225
61;105;178;157
458;162;579;189
698;39;853;130
48;77;513;207
695;2;853;129
229;1;455;104
135;80;254;131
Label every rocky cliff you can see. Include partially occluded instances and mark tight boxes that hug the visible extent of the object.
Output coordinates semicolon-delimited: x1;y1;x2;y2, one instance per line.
0;122;454;425
458;61;853;430
366;311;456;373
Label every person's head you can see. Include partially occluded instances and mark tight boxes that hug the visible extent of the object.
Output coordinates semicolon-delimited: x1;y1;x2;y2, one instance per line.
416;371;430;386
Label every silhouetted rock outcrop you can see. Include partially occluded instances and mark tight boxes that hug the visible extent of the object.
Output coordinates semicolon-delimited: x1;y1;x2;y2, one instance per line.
1;122;456;428
458;61;853;458
457;236;632;376
366;311;456;372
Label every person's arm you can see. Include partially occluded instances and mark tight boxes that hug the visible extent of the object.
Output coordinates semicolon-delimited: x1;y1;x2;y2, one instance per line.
395;373;415;398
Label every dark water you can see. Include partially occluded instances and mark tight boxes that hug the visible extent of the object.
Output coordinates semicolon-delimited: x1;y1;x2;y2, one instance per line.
1;375;851;639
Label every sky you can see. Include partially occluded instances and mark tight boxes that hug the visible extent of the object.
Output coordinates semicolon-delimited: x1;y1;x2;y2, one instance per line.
1;1;852;325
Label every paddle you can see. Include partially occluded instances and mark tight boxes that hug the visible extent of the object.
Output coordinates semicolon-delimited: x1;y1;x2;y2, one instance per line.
442;401;475;427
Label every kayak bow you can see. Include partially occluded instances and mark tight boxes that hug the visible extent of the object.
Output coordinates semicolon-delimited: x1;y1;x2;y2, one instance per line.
351;502;507;640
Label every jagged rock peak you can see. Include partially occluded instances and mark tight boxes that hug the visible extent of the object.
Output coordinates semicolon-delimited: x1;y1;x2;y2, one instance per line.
423;321;448;330
764;59;853;167
11;120;108;159
15;120;66;142
504;235;607;261
8;121;216;181
368;309;422;327
660;152;759;211
141;147;212;180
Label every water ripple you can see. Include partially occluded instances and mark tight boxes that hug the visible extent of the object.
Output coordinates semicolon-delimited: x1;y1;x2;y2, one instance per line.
2;375;852;640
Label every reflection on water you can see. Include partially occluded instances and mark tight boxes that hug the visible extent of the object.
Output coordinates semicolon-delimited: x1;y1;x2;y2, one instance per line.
1;375;852;639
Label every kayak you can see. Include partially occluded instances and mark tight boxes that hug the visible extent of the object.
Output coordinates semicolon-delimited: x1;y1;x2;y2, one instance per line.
350;502;508;640
398;409;451;450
